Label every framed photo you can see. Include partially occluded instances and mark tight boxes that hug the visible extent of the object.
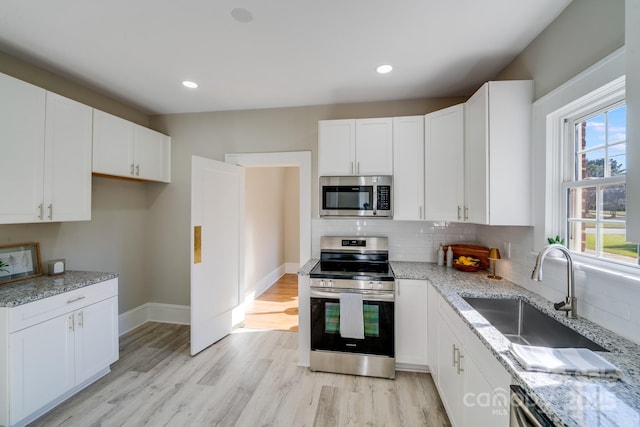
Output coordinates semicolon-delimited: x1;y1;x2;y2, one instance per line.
0;242;42;285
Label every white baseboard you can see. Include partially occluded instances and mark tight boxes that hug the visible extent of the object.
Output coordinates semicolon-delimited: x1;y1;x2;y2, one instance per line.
118;302;190;336
253;264;286;298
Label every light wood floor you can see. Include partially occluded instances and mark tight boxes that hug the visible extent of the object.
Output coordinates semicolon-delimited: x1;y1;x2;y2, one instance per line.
29;276;451;426
244;274;299;332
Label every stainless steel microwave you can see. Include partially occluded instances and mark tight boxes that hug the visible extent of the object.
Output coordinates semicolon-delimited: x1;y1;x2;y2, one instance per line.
319;175;392;217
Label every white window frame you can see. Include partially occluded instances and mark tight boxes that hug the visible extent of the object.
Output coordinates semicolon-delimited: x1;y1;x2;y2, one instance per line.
547;76;638;270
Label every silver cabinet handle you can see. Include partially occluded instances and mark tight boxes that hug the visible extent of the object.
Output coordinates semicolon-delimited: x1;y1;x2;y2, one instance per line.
68;314;74;331
457;353;464;374
457;206;461;220
130;163;135;175
77;311;83;328
356;161;360;175
38;203;43;220
48;204;53;220
464;207;469;221
67;295;86;304
136;164;140;176
351;161;354;175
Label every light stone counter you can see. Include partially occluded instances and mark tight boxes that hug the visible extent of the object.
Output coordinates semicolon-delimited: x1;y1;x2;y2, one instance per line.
0;271;119;307
391;261;640;427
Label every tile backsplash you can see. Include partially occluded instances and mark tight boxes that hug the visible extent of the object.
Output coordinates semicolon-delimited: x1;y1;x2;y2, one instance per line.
312;219;477;261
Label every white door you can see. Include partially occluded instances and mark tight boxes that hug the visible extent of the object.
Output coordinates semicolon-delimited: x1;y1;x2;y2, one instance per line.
190;156;245;355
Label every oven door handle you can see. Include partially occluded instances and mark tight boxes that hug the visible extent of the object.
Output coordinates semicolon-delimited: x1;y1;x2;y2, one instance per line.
310;288;394;302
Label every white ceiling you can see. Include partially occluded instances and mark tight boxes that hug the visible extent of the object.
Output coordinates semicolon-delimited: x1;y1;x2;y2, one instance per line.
0;0;572;115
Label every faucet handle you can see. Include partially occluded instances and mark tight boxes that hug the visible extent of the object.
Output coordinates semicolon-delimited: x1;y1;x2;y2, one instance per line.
554;301;566;310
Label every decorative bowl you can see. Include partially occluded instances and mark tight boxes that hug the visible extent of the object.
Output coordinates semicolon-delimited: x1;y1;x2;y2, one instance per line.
453;262;481;272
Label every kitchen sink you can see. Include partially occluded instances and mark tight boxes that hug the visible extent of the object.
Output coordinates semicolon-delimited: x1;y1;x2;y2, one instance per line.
463;297;608;352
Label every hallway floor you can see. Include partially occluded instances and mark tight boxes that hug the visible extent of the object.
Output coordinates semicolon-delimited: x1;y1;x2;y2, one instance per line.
244;273;299;332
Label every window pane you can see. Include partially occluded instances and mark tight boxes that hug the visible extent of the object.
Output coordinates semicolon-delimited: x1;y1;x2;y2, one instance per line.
602;184;626;220
577;149;606;179
568;220;593;255
600;230;639;264
607;105;626;144
569;187;597;220
582;113;606;150
609;143;626;176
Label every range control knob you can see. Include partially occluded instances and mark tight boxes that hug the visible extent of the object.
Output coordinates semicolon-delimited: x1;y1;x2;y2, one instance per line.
327;280;333;288
376;282;384;289
319;280;325;287
368;281;374;289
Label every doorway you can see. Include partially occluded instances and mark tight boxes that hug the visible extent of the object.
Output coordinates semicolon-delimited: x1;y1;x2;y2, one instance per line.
224;151;312;332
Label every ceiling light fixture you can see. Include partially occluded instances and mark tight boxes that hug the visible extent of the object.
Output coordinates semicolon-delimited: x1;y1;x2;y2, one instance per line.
182;81;198;89
376;64;393;74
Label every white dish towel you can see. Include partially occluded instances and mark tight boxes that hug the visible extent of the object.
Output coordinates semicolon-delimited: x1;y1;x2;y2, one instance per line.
509;343;621;379
339;292;365;339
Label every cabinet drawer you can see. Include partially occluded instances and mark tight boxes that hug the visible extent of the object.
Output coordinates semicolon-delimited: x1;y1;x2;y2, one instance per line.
9;278;118;333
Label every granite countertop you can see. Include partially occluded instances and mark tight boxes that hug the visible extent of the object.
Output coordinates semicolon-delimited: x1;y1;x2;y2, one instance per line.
0;271;119;307
391;261;640;427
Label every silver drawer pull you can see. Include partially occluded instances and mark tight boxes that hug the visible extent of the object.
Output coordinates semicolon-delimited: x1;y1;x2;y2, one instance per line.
67;295;86;304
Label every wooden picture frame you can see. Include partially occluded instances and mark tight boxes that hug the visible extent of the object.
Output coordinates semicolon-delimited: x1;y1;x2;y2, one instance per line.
0;242;43;285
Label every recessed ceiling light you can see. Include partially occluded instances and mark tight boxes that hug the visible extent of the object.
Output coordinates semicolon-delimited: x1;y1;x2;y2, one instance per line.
231;8;253;23
182;81;198;89
376;64;393;74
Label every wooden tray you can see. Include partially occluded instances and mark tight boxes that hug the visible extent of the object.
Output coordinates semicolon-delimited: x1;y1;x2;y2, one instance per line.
444;244;490;269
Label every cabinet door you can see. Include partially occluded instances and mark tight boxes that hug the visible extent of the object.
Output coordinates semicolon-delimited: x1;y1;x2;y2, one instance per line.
393;116;424;220
427;284;439;381
462;353;509;427
464;84;489;225
9;313;75;424
437;316;462;427
0;73;46;224
355;118;393;175
425;104;464;222
394;280;428;366
75;297;119;384
92;109;134;178
627;0;640;241
133;125;171;182
44;92;93;221
318;119;356;176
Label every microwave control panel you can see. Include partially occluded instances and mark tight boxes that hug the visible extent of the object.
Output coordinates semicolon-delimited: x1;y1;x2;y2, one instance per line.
377;186;391;211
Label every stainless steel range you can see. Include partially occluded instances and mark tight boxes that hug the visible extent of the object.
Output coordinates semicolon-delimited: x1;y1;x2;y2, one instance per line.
309;236;395;379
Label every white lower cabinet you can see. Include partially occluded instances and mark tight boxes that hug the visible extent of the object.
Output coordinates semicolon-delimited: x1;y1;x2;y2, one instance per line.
395;280;428;369
1;278;118;427
432;285;510;427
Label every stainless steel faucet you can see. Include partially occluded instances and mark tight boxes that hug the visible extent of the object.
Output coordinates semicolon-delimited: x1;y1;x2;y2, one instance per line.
531;244;577;319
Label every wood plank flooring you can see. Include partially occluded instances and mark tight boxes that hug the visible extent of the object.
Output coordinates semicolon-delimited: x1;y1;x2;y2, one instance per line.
29;275;451;426
244;273;299;332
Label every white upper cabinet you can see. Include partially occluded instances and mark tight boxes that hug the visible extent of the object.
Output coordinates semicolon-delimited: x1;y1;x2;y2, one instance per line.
0;73;92;224
93;110;171;183
318;118;392;176
626;0;640;242
44;92;93;222
393;116;425;220
355;118;393;175
424;104;464;222
0;73;46;223
464;81;533;226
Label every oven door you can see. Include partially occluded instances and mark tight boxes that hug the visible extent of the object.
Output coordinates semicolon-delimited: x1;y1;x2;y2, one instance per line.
310;288;394;357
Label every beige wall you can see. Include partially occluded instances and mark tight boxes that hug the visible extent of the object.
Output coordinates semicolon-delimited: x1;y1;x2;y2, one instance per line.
244;167;286;297
496;0;625;101
146;98;465;305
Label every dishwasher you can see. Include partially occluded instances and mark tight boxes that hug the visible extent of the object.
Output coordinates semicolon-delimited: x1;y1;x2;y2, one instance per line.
510;385;555;427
